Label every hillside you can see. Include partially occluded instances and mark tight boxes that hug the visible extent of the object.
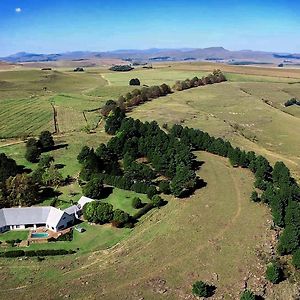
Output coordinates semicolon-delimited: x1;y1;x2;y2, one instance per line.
0;62;299;299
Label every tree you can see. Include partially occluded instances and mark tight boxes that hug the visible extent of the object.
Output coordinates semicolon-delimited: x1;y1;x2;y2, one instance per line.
159;180;171;194
25;144;41;163
129;78;140;86
170;163;197;197
192;281;214;297
77;146;93;164
38;131;54;149
277;225;300;255
42;165;63;188
151;195;164;207
240;290;256;300
132;197;143;209
4;174;39;207
96;202;113;224
292;249;300;269
82;178;104;199
0;153;18;183
112;209;130;227
38;155;54;168
265;263;283;284
105;107;126;135
83;201;99;223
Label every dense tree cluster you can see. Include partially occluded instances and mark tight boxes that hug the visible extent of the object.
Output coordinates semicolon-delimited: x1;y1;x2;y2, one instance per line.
109;65;134;72
0;173;39;208
79;117;199;200
25;131;55;162
173;69;226;91
83;201;130;228
31;155;64;188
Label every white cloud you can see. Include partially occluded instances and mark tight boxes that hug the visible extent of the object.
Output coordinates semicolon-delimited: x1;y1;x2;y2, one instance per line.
15;8;22;13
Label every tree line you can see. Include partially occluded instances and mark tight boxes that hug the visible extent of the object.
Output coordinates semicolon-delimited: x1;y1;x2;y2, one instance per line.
170;124;300;270
101;69;227;117
173;69;226;91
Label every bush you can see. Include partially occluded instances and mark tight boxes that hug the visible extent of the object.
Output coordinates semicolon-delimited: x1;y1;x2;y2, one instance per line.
132;197;143;209
192;281;214;297
151;195;164;207
265;263;283;284
240;290;256;300
250;191;260;202
292;249;300;269
55;230;73;242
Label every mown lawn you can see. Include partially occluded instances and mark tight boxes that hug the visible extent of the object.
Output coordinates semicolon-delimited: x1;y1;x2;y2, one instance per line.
0;230;29;242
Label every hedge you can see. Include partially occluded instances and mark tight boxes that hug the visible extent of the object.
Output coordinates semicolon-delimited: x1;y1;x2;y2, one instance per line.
132;203;153;220
0;249;76;258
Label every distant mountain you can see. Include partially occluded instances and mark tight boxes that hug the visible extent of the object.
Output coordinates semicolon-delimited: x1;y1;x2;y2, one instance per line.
2;47;300;63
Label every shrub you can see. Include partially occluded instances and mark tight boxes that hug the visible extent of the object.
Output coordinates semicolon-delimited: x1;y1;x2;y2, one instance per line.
55;230;73;242
250;191;260;202
132;197;143;209
192;281;214;297
265;263;283;284
151;195;164;207
240;290;256;300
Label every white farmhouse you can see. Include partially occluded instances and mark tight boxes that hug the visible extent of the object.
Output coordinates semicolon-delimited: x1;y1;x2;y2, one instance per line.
0;196;95;234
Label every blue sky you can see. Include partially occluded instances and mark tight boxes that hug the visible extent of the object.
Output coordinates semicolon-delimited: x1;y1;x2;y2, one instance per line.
0;0;299;56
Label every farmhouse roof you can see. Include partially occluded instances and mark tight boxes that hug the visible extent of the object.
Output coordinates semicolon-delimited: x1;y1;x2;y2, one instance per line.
78;196;94;208
64;205;80;215
0;206;66;228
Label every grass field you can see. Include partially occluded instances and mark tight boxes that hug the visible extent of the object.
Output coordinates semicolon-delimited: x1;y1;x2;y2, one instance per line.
1;62;300;299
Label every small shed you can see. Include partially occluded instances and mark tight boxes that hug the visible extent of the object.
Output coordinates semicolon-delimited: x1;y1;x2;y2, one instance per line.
75;225;85;233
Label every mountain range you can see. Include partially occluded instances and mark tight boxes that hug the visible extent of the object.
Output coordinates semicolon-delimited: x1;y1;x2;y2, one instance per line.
1;47;300;63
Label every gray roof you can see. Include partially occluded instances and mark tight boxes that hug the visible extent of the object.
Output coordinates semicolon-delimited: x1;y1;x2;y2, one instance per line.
64;205;80;215
0;206;66;229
